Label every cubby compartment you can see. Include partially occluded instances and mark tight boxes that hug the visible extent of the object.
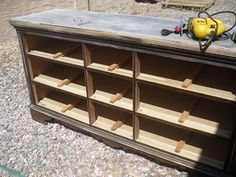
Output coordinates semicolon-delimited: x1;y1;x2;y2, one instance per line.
136;53;236;102
25;34;84;67
137;84;236;139
35;84;89;124
89;72;133;110
137;117;230;169
86;44;133;78
92;102;133;139
30;59;86;97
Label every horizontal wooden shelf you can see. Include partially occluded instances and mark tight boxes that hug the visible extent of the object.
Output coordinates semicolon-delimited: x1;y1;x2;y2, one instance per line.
93;116;133;139
137;85;235;139
33;74;87;97
87;63;133;78
137;53;236;103
86;44;133;78
37;91;89;124
137;73;236;102
90;90;133;111
92;103;133;139
89;72;133;111
30;60;87;97
137;102;233;139
137;118;229;170
26;34;84;67
28;50;84;67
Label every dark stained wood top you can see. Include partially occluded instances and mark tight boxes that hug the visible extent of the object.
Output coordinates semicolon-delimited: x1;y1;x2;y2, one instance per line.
9;9;236;58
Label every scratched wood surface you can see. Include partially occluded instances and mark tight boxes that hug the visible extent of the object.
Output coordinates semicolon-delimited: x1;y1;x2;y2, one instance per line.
9;9;236;58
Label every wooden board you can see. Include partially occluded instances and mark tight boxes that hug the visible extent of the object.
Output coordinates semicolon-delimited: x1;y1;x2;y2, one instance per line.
38;94;89;124
138;73;236;102
28;50;84;67
137;53;236;102
137;119;229;170
93;116;133;139
34;74;86;97
137;85;235;138
33;62;87;98
161;0;215;10
91;90;133;111
9;9;236;58
87;63;133;78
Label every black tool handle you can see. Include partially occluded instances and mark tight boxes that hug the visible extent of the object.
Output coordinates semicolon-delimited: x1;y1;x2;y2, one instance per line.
199;31;216;52
161;29;174;36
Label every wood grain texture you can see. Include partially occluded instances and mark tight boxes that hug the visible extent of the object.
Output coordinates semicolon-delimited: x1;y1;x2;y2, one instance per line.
9;9;236;58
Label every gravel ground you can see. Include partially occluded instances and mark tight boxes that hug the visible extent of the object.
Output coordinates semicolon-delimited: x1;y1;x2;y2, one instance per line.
0;40;189;176
1;0;236;176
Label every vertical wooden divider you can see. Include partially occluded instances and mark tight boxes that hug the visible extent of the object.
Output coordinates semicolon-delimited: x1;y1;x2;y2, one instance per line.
18;32;37;104
82;44;96;124
133;52;140;140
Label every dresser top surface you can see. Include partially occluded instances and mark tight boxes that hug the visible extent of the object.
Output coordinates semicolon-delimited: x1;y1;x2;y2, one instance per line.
10;9;236;58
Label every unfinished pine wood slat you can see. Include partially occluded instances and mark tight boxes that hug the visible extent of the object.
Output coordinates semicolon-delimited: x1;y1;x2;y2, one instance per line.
93;116;133;139
28;50;84;67
61;103;74;112
161;0;215;10
111;118;128;131
178;98;198;123
138;73;236;102
57;72;83;87
175;140;186;153
91;90;133;111
137;101;233;139
34;74;87;97
138;129;226;169
110;88;131;103
178;111;190;123
108;55;131;71
38;97;89;124
53;44;81;59
182;65;204;88
88;63;133;78
61;99;84;113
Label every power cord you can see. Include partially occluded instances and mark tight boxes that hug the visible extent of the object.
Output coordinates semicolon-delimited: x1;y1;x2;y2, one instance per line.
187;10;236;52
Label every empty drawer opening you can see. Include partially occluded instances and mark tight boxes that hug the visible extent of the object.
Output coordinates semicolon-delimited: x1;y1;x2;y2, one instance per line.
25;34;83;65
137;53;236;102
86;44;133;77
137;117;230;169
92;102;133;139
89;72;133;110
31;59;86;97
35;84;89;124
138;84;236;138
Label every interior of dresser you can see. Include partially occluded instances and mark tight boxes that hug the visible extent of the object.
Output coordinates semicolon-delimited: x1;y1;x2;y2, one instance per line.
29;59;86;97
25;34;83;66
92;102;133;139
137;53;236;102
137;117;230;169
86;44;133;77
137;83;236;139
35;84;89;124
89;72;133;110
23;33;236;172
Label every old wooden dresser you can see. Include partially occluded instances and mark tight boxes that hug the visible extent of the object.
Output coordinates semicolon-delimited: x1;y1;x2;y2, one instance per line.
10;9;236;177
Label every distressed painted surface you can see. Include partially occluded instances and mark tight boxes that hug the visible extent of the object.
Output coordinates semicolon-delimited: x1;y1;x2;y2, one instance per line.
10;9;236;58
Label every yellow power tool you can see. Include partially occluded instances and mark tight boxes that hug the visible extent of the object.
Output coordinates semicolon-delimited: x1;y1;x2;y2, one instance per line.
190;18;225;39
187;15;226;52
161;11;236;52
